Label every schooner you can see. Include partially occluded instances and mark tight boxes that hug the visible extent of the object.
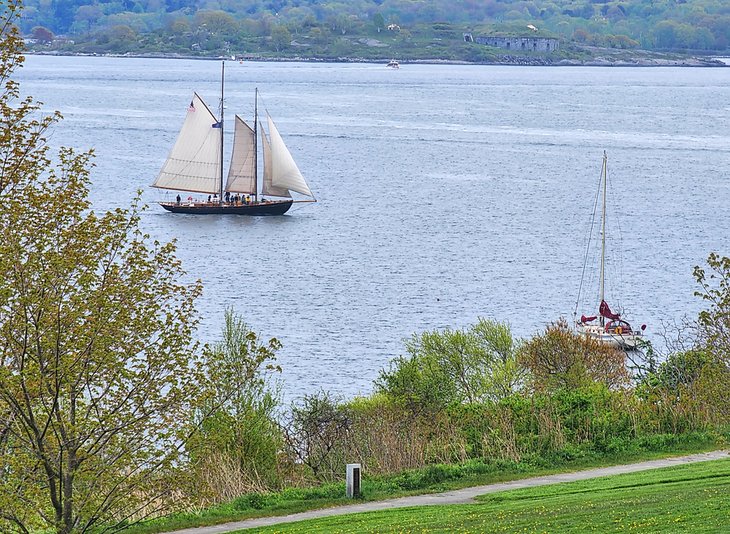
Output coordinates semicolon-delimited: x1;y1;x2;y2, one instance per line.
152;61;315;215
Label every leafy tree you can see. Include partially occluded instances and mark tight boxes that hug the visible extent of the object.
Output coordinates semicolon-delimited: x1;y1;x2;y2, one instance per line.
194;10;239;35
31;25;55;43
573;28;591;42
282;391;352;482
652;349;713;391
608;33;640;49
166;16;191;34
74;4;104;31
377;319;523;413
270;24;291;51
653;19;681;48
376;345;457;414
189;310;284;502
519;319;629;392
471;319;525;399
693;253;730;365
372;12;385;32
51;0;76;33
108;24;138;43
0;2;205;531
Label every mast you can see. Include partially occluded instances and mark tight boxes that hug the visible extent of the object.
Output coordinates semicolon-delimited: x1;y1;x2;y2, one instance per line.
254;88;258;203
219;60;225;205
599;150;607;326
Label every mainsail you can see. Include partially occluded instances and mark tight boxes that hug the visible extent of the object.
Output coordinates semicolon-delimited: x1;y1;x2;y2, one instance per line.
225;116;257;195
153;93;222;194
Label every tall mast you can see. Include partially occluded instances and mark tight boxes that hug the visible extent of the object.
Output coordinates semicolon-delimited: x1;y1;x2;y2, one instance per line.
599;150;607;326
254;88;258;202
219;60;225;205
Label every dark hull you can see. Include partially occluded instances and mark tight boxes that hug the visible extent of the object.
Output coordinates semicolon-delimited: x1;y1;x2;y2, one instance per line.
159;200;293;215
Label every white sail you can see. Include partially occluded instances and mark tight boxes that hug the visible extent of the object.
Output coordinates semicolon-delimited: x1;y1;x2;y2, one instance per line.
152;93;222;194
260;121;291;198
225;116;257;195
267;114;314;197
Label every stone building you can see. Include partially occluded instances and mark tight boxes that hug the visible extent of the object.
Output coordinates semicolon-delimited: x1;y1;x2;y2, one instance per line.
464;34;559;52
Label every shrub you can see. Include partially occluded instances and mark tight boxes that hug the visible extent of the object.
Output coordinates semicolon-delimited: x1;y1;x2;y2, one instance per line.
519;319;629;391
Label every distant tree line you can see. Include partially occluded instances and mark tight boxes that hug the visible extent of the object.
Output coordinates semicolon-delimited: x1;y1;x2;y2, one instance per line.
20;0;730;56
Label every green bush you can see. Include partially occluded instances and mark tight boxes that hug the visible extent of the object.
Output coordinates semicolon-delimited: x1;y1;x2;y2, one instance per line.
232;492;270;511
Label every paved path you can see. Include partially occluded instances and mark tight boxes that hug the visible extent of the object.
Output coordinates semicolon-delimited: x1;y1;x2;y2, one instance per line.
166;450;728;533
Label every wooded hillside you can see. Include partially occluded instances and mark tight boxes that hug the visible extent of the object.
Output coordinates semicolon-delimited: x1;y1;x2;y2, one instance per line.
20;0;730;57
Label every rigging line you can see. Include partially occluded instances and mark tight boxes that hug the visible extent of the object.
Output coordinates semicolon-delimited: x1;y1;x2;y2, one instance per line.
574;156;605;319
257;90;271;120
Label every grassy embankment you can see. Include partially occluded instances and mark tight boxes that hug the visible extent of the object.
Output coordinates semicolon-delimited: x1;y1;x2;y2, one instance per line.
127;433;726;533
243;457;730;533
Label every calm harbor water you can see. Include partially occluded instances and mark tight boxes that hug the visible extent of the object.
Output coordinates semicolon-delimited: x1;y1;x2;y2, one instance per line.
17;56;730;401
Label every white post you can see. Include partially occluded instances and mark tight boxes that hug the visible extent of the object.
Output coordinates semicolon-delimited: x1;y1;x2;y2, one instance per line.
346;463;361;498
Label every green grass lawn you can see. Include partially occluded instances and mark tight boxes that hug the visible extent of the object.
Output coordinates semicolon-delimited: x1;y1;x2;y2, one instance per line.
243;458;730;533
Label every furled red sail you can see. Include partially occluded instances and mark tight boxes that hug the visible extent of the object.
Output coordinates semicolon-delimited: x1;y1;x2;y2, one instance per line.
599;300;621;320
581;315;597;323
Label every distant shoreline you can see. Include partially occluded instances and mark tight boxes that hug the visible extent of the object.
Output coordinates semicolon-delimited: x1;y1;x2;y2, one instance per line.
26;50;728;67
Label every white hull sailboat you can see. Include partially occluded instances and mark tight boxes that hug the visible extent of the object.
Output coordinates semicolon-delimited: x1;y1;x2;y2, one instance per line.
575;151;645;351
152;61;315;215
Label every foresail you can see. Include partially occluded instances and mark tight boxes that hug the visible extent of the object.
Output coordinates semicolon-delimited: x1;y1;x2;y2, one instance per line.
267;114;314;197
225;116;256;194
153;93;222;194
260;121;291;198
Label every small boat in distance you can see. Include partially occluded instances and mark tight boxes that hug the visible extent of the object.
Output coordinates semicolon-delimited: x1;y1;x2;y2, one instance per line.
152;61;315;215
575;151;645;351
386;59;400;69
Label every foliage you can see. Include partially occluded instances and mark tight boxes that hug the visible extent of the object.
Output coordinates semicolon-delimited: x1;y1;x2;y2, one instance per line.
0;2;204;531
639;346;730;431
17;0;730;57
187;309;284;504
518;319;629;391
694;252;730;364
31;25;54;43
631;253;730;430
652;349;713;390
270;25;292;52
376;319;522;413
282;391;353;482
345;394;467;474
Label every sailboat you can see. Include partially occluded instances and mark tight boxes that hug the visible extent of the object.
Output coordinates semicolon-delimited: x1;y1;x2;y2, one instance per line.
152;62;315;215
575;151;645;351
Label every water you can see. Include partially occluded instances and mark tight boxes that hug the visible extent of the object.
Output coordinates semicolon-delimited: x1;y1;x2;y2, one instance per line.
16;56;730;402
